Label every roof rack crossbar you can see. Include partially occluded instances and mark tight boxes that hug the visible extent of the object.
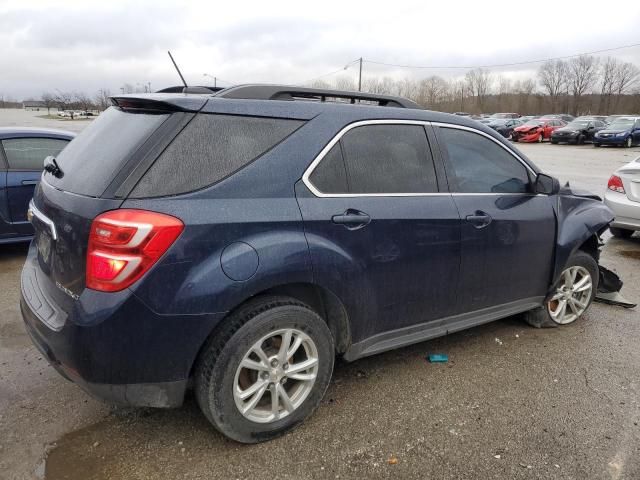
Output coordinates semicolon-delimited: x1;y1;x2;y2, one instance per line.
215;85;422;109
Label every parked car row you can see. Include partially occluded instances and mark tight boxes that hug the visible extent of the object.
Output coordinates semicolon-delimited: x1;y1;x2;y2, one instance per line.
472;113;640;147
57;110;96;118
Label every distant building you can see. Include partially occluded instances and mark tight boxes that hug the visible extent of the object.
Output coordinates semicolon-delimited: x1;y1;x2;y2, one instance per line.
23;101;49;111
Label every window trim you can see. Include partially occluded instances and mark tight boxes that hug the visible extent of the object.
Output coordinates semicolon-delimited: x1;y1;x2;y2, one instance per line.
303;120;537;198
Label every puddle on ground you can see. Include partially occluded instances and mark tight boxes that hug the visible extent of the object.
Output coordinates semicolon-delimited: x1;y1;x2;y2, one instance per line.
619;250;640;260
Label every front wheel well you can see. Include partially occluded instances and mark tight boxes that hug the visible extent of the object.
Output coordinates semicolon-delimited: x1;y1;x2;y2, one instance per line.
577;231;605;264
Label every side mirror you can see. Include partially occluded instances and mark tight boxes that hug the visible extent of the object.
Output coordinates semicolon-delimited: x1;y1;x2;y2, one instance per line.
535;173;560;195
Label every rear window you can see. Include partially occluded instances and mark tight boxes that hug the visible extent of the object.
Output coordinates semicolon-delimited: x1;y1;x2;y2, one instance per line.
46;107;169;196
131;114;303;197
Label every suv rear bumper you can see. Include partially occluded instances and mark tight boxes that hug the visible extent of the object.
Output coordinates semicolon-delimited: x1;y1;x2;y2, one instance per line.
20;245;225;408
21;298;188;407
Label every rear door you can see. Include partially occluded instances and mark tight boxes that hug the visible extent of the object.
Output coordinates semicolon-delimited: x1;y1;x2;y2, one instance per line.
434;124;556;312
296;121;461;341
1;136;69;235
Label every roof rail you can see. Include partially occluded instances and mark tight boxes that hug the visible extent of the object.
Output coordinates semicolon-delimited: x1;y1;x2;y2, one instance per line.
215;84;422;109
156;85;225;94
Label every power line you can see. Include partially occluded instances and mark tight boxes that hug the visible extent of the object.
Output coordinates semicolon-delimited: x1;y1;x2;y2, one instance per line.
362;41;640;70
297;59;360;85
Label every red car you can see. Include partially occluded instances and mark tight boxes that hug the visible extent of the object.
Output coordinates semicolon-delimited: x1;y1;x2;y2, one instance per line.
512;118;566;143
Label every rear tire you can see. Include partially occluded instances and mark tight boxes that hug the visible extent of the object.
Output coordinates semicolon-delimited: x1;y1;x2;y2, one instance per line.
524;251;598;328
594;143;601;147
551;139;558;144
195;296;335;443
610;227;634;238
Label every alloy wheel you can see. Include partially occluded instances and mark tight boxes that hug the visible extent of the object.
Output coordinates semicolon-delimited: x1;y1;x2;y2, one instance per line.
233;328;319;423
547;266;593;324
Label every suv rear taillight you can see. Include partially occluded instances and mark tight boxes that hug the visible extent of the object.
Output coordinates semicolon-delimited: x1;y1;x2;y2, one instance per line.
607;175;625;194
87;209;184;292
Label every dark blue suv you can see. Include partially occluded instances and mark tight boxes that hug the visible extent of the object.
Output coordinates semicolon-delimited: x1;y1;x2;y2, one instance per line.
21;86;613;443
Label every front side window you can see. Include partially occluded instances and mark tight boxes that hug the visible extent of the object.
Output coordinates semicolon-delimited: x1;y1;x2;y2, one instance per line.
439;127;530;194
2;137;68;170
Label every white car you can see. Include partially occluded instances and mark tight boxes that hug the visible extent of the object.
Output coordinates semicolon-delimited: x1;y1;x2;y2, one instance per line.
604;155;640;238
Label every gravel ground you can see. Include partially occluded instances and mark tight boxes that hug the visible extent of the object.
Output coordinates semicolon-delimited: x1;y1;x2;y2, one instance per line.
0;110;639;480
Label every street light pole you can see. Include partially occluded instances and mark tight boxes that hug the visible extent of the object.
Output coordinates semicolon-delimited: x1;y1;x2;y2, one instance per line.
203;74;217;88
358;57;362;92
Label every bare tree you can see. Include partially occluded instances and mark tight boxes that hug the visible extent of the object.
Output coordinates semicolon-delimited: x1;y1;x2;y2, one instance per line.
567;55;599;115
598;57;618;114
334;75;356;91
465;68;492;111
537;60;568;112
416;75;448;108
41;92;56;115
73;91;93;112
53;91;72;111
94;88;112;111
362;77;394;95
395;78;418;101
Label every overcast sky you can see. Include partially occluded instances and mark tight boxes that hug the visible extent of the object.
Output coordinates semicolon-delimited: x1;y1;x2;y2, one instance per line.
1;0;640;100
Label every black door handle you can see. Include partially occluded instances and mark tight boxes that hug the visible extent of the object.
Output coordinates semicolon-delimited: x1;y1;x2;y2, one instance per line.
332;209;371;230
466;211;492;229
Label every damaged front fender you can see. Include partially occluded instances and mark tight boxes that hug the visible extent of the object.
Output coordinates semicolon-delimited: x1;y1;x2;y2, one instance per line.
553;187;614;285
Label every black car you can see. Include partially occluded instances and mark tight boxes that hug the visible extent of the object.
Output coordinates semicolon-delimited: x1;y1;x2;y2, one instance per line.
486;118;523;139
551;119;606;144
21;85;613;443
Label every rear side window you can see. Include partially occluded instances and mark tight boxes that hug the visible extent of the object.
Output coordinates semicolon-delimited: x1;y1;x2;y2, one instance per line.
132;114;304;197
47;107;169;196
340;124;437;194
439;128;530;194
2;138;68;170
308;144;349;194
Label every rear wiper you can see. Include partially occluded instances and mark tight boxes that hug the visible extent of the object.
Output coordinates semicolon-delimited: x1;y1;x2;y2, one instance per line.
43;156;64;179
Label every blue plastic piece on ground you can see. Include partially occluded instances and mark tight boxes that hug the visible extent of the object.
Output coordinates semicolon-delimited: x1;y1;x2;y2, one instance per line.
428;354;449;363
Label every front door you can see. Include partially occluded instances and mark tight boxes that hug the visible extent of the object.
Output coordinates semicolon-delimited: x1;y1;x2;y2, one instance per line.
296;122;461;343
1;137;69;235
434;125;556;312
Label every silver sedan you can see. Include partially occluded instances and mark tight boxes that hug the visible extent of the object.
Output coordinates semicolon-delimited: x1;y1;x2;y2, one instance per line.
604;154;640;238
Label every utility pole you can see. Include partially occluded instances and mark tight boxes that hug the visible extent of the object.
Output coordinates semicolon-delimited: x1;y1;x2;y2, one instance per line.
358;57;363;92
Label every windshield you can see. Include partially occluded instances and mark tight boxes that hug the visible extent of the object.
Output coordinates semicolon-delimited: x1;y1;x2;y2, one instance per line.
609;119;635;130
567;121;590;129
488;119;507;125
524;120;543;127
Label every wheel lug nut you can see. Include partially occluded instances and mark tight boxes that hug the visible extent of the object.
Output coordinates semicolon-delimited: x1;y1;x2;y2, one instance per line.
261;372;269;380
283;363;289;370
270;359;278;368
281;377;287;384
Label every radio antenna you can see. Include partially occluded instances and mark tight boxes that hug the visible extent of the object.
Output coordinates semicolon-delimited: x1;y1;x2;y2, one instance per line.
167;51;188;87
